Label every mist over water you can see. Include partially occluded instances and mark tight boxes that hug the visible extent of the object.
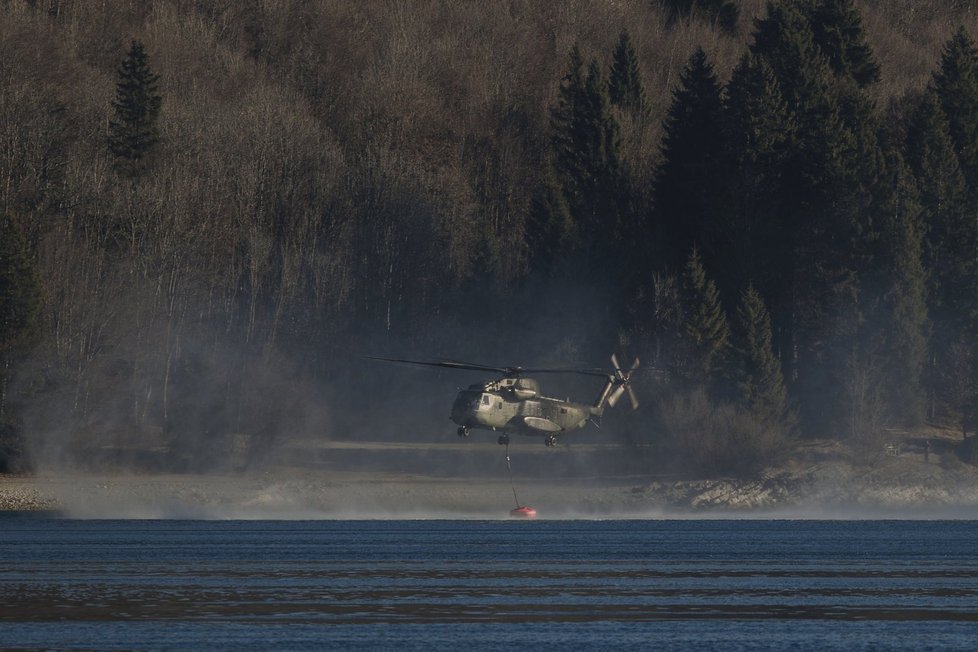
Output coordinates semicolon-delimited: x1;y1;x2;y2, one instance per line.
13;273;978;522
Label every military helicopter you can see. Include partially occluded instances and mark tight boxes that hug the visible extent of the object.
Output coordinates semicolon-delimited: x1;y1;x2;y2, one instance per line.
370;354;640;447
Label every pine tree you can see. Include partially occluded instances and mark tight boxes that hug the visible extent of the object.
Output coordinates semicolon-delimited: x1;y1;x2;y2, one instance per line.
608;30;644;115
905;90;978;422
790;90;884;434
730;285;789;425
680;248;731;386
807;0;881;87
550;46;623;252
933;27;978;197
932;28;978;432
721;53;796;301
905;90;972;321
108;40;162;178
865;151;930;427
724;54;795;176
750;1;886;435
526;164;574;274
750;1;831;110
653;48;726;269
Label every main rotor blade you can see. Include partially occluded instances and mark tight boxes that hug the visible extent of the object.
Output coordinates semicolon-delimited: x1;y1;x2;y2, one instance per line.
367;356;509;374
607;384;626;407
369;356;612;378
519;367;612;379
611;353;621;373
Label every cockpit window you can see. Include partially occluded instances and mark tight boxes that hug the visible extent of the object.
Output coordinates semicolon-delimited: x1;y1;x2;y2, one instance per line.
482;394;491;406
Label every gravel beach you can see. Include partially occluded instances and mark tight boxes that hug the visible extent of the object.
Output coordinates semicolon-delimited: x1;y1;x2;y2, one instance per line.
5;437;978;518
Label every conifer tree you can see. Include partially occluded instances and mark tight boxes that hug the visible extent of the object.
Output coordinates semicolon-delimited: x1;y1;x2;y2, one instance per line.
807;0;881;87
724;54;795;177
608;30;644;115
906;90;978;421
721;53;796;304
750;1;831;110
905;90;972;321
550;46;623;251
730;285;789;425
933;27;978;197
790;91;885;434
934;25;978;431
680;248;730;386
526;165;574;273
750;1;886;435
108;40;162;178
653;48;726;268
866;152;929;427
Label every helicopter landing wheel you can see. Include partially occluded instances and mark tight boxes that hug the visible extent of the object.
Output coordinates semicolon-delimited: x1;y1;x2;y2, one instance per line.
545;435;558;447
497;434;510;446
457;426;469;438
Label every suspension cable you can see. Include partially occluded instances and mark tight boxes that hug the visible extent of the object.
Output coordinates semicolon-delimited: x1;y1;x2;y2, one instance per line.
505;441;520;508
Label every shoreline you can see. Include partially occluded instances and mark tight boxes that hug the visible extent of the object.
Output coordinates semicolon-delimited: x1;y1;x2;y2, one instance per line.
6;432;978;518
5;456;978;519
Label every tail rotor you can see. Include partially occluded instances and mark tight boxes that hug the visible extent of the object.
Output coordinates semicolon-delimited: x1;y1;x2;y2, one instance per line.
607;354;640;410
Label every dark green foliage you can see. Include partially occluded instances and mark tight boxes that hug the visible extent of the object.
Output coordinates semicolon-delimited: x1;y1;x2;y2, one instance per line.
789;91;884;434
10;1;978;475
107;40;162;177
905;90;978;423
724;54;795;176
752;0;879;94
866;152;929;427
750;1;832;109
730;285;790;426
721;53;796;304
680;248;730;386
933;27;978;197
526;165;574;273
808;0;881;87
653;48;726;268
747;0;889;435
550;46;623;254
608;30;644;115
905;91;973;323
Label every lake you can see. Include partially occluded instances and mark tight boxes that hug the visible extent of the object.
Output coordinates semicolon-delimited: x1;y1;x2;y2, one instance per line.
2;518;977;650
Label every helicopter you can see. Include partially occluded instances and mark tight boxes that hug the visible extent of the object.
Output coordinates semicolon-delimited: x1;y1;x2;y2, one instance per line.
370;354;640;447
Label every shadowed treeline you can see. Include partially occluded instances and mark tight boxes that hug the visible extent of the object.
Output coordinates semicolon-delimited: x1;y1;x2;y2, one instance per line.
1;0;977;475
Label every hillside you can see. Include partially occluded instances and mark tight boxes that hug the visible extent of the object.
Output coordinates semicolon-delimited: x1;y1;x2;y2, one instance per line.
3;1;978;478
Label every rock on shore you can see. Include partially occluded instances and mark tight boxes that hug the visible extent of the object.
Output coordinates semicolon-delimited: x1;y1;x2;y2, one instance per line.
5;436;978;517
4;454;978;518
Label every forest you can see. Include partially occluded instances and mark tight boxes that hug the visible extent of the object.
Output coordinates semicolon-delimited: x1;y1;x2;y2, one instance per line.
2;0;978;475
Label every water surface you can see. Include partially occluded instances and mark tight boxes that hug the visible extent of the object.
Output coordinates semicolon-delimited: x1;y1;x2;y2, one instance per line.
2;518;977;650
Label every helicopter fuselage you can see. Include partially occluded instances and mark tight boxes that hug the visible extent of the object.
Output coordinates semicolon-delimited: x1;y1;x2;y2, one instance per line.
449;379;597;437
368;354;638;447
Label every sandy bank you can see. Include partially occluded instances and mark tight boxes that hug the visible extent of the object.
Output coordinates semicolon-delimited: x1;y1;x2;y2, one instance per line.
5;435;978;518
4;455;978;519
